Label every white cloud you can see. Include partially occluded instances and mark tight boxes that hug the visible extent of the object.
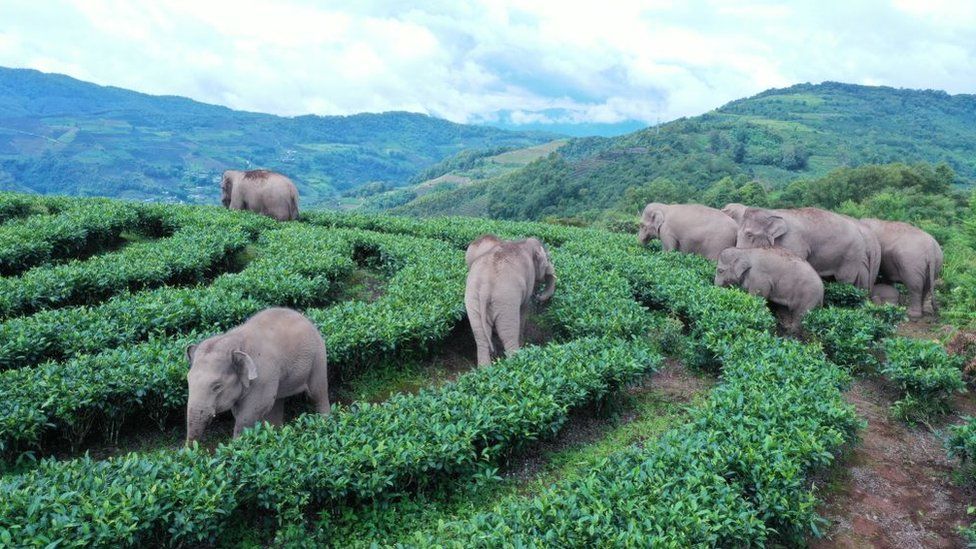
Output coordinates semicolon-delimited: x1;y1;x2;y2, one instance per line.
0;0;974;129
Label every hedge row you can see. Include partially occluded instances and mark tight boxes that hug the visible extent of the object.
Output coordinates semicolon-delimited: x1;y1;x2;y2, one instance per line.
947;418;976;544
803;305;902;371
0;228;465;461
0;199;149;275
0;224;357;370
0;222;250;319
0;225;358;457
0;237;666;546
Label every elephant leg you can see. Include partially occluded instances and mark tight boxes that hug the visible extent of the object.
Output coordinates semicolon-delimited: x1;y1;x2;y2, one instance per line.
904;272;926;319
307;359;332;415
519;303;529;346
466;295;493;366
232;403;273;437
923;288;937;316
660;233;679;252
495;307;522;359
836;264;868;290
265;398;285;427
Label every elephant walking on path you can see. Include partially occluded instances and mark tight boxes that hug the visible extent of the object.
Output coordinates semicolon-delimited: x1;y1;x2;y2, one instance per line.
185;307;329;444
715;247;824;333
733;206;880;291
465;235;556;366
221;169;299;221
638;203;737;260
860;218;943;318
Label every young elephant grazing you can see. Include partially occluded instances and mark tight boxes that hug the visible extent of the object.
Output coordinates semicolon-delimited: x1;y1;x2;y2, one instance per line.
221;169;299;221
715;247;824;333
859;218;943;318
638;203;737;260
465;236;556;366
185;307;329;444
871;283;901;306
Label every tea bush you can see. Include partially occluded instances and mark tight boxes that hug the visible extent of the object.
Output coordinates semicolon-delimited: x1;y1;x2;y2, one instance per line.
803;305;902;372
823;282;869;308
0;200;149;275
883;337;966;421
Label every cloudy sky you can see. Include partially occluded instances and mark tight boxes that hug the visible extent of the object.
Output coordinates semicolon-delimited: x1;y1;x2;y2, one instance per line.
1;0;974;135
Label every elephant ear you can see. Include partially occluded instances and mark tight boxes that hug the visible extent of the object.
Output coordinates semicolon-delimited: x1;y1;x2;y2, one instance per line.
730;255;751;281
762;215;788;245
185;344;198;363
647;208;666;232
232;351;258;389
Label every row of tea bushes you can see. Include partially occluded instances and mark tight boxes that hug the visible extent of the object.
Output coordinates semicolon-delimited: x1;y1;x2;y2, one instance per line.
0;199;148;275
0;225;356;369
0;237;666;545
0;223;250;319
404;329;859;546
0;228;464;462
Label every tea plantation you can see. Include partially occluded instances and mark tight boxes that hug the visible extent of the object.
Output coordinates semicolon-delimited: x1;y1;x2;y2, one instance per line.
0;192;967;546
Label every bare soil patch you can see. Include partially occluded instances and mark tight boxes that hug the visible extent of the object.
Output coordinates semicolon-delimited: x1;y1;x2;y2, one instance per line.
810;376;976;548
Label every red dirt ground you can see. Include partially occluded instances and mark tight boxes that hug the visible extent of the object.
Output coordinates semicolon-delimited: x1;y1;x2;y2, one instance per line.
810;320;976;549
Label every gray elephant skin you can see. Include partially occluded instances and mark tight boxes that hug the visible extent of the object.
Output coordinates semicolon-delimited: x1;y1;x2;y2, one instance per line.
221;169;299;221
185;307;330;443
871;283;901;306
715;247;824;332
638;203;737;260
860;218;943;318
465;235;556;366
734;206;880;290
721;202;749;224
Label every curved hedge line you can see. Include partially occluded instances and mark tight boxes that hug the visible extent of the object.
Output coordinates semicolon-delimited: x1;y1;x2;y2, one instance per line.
0;224;355;370
0;200;148;275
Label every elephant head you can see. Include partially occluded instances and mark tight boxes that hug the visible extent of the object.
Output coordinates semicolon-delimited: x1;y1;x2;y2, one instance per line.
714;248;750;287
638;203;666;245
220;170;241;208
185;338;256;444
736;208;785;249
721;203;748;223
526;237;556;302
465;234;502;268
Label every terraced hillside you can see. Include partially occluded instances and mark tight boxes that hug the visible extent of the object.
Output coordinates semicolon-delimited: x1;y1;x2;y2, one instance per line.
0;192;970;546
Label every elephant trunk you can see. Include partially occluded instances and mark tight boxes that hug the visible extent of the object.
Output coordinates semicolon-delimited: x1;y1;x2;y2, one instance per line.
537;273;556;302
185;405;216;445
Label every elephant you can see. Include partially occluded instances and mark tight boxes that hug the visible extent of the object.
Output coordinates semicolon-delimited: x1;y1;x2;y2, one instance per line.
465;236;556;366
185;307;329;444
871;283;901;306
221;169;299;221
638;203;738;260
860;218;943;318
715;247;824;333
735;207;880;291
721;203;749;223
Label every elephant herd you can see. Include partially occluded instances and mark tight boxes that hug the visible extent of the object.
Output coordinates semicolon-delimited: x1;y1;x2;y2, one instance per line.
639;202;943;332
186;173;940;444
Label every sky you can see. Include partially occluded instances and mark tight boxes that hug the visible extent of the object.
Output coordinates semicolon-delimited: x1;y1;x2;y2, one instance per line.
1;0;974;136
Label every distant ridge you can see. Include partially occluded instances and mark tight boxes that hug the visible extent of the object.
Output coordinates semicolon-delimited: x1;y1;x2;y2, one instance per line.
0;66;559;204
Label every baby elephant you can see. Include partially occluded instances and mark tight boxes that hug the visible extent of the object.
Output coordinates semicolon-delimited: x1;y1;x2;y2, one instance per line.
465;235;555;366
871;283;901;306
715;247;824;333
185;307;329;444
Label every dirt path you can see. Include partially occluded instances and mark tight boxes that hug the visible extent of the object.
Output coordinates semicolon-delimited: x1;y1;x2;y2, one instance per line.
810;377;976;548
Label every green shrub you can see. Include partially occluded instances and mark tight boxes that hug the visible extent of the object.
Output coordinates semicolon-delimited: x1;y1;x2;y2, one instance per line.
823;282;869;308
883;337;965;422
803;306;897;371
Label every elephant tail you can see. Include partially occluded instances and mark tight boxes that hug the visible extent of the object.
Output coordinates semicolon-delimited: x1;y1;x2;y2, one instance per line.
289;194;299;220
479;293;494;355
926;253;940;315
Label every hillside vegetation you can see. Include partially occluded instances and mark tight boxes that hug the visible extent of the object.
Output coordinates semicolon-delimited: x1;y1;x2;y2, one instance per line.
0;67;556;205
1;191;955;546
389;82;976;219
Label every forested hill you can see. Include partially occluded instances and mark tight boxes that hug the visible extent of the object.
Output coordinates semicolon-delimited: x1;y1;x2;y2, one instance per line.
0;67;557;204
389;82;976;220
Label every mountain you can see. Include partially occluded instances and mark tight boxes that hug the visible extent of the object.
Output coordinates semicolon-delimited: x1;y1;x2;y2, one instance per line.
0;67;558;204
386;82;976;220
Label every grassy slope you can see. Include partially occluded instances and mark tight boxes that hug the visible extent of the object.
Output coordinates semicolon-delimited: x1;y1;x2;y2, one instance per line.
390;82;976;218
0;67;557;205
